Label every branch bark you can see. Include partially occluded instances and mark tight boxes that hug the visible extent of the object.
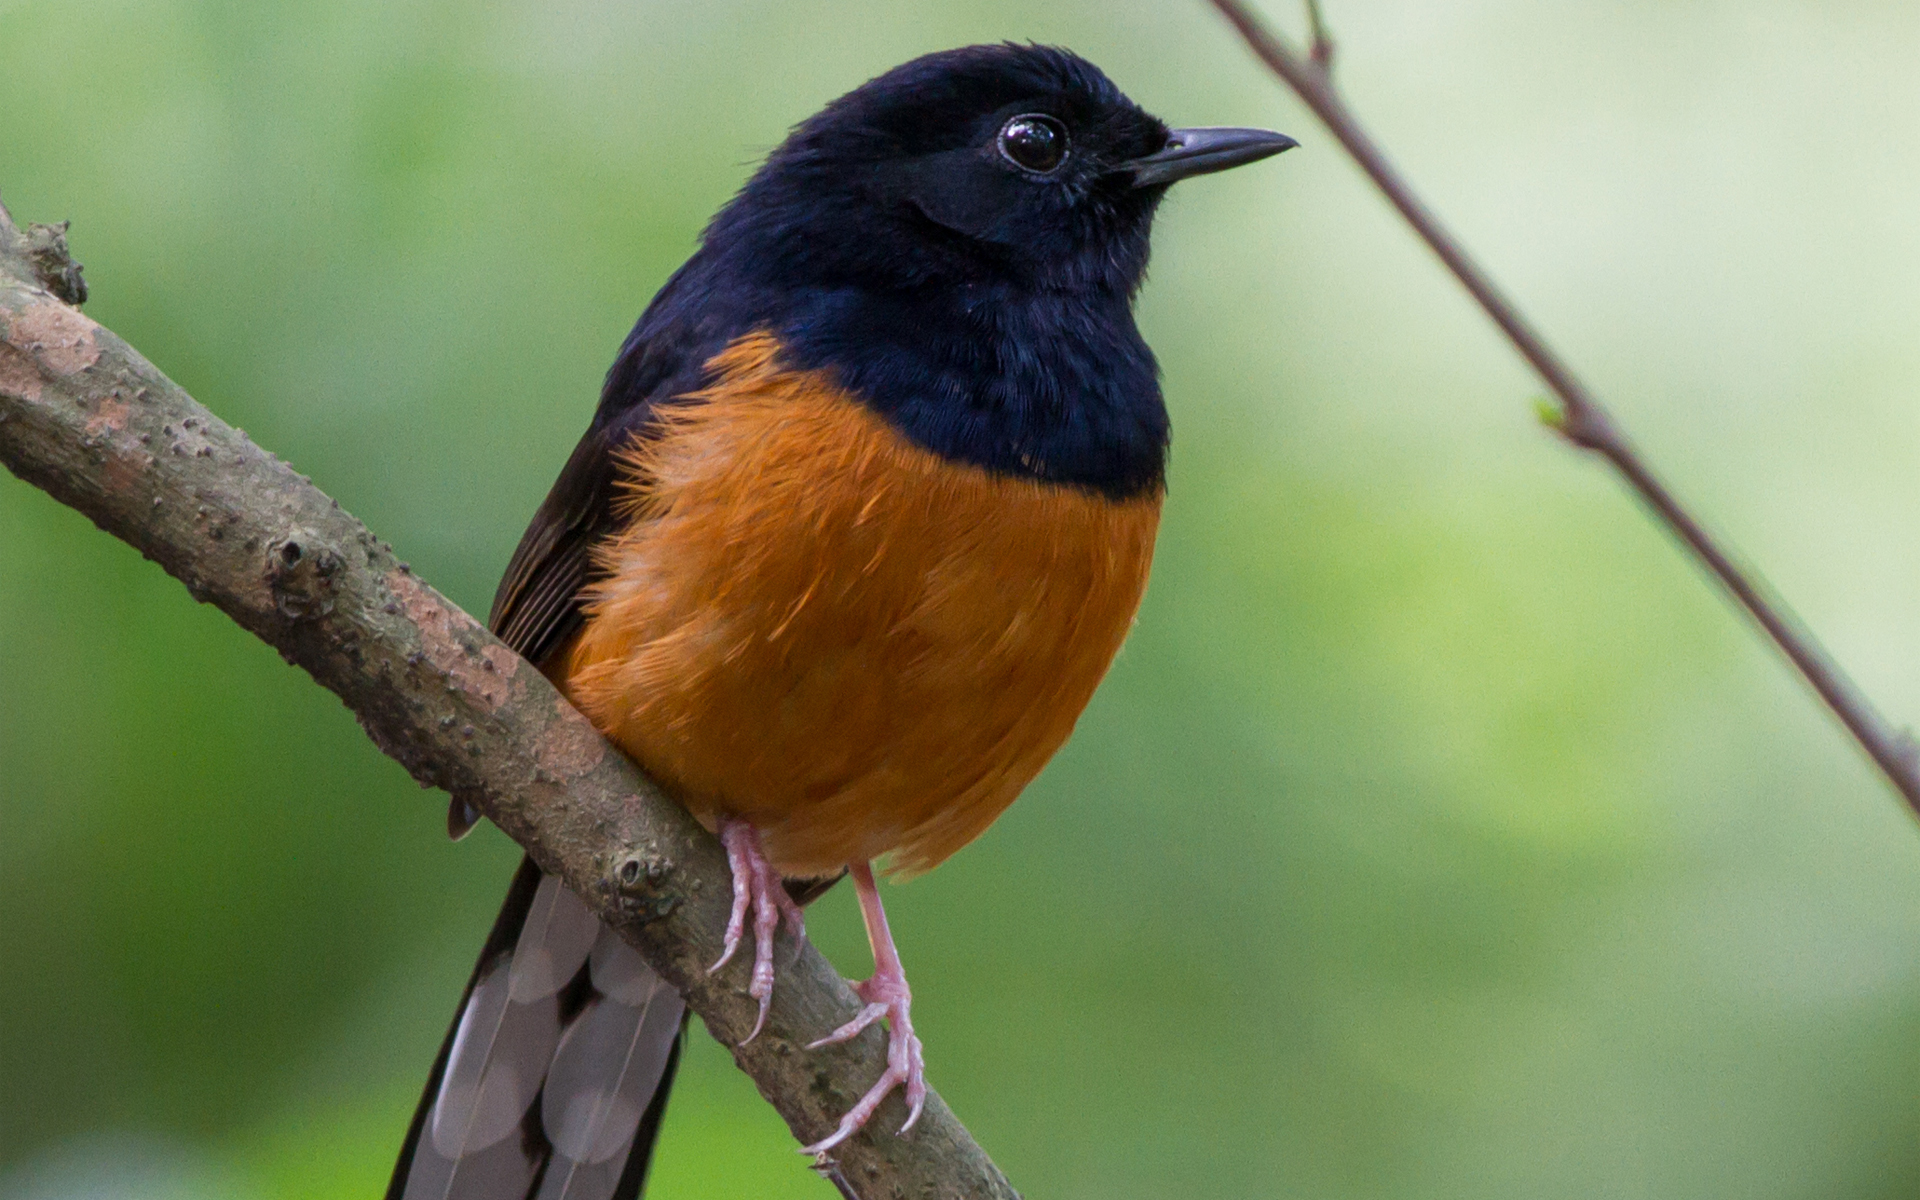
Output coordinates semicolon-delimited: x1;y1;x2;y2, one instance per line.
0;197;1016;1200
1205;0;1920;817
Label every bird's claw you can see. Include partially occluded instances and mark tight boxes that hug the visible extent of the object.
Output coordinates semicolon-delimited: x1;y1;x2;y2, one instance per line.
709;818;806;1043
799;967;926;1155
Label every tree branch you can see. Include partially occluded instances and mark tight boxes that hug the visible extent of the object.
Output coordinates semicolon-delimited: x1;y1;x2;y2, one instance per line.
1204;0;1920;816
0;196;1017;1200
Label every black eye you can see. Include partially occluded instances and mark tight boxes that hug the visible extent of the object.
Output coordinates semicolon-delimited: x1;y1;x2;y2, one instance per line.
997;114;1068;174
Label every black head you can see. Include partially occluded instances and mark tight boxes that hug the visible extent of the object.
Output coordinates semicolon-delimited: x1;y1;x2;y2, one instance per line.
704;43;1295;295
605;45;1293;500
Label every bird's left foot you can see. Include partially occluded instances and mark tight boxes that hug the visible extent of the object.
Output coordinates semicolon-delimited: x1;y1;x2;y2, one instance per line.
799;862;926;1157
710;817;806;1042
801;963;926;1156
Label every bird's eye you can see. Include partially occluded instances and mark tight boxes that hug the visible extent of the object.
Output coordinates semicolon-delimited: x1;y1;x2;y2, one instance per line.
997;114;1069;174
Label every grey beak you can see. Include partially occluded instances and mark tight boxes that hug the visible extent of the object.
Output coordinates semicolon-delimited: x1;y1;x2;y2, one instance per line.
1127;126;1299;188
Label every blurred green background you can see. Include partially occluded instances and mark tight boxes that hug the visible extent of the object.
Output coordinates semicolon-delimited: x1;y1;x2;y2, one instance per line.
5;1;1920;1196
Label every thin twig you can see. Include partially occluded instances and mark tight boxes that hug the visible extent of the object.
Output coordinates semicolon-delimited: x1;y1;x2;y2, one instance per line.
1204;0;1920;815
816;1160;865;1200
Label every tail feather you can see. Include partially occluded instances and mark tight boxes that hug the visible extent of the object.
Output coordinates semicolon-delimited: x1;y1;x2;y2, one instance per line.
402;1117;543;1200
509;873;601;1003
537;935;685;1199
430;951;562;1162
390;858;687;1200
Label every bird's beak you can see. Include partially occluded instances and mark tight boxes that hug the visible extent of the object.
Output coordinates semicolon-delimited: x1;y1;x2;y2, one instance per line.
1126;126;1299;188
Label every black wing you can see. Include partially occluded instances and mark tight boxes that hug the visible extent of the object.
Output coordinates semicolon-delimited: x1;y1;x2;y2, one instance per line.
490;270;721;670
487;424;618;671
450;317;709;840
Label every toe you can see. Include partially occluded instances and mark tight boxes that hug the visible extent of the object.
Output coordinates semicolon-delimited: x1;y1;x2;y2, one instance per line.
745;989;772;1044
806;1001;887;1049
900;1041;928;1132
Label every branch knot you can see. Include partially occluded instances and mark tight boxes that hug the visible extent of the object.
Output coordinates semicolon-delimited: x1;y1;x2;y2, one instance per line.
610;849;681;921
266;530;343;619
24;222;87;307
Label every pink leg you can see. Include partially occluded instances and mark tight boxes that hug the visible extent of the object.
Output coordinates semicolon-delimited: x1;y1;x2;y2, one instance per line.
709;817;805;1043
800;862;927;1157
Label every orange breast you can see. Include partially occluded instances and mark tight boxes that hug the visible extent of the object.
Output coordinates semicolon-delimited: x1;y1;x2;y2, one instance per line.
559;334;1161;877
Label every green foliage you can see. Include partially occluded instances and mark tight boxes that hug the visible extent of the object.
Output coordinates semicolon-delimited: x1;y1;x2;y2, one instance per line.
6;2;1920;1197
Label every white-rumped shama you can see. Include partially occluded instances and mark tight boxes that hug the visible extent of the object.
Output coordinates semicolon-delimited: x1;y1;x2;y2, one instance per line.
388;43;1293;1200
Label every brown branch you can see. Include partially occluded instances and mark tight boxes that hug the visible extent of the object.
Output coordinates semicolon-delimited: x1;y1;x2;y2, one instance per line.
0;196;1017;1200
1204;0;1920;816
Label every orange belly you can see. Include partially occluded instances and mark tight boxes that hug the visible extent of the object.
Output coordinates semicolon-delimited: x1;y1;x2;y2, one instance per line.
558;334;1161;877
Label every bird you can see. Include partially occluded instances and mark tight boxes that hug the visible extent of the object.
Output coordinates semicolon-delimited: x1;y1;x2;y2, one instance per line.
387;42;1293;1200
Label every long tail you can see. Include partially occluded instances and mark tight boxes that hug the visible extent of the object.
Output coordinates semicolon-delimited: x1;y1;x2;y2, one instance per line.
388;857;687;1200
